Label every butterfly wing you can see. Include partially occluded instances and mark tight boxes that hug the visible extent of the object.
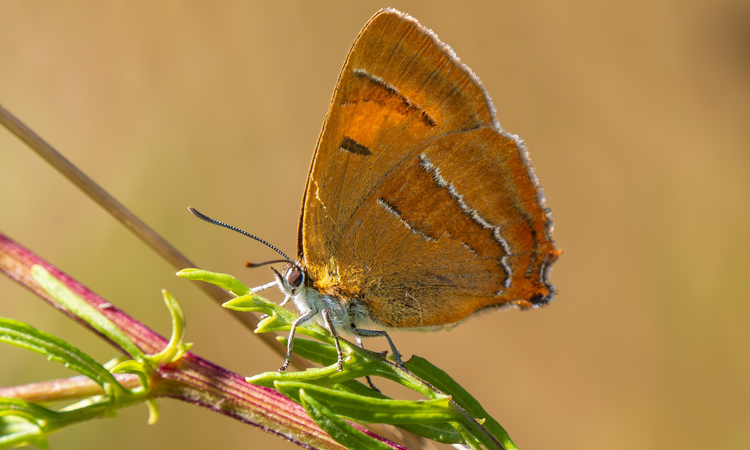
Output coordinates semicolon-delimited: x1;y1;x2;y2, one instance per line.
298;9;559;329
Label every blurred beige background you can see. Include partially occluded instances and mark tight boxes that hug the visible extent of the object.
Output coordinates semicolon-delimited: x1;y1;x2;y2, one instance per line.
1;1;749;449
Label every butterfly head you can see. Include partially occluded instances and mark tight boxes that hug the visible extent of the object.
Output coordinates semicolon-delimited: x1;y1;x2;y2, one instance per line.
273;262;306;296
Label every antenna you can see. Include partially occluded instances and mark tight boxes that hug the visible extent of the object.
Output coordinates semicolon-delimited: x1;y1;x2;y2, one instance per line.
244;260;290;268
187;207;294;265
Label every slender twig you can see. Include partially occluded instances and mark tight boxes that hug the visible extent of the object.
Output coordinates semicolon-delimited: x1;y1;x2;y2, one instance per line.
0;374;139;404
0;232;410;450
0;102;306;369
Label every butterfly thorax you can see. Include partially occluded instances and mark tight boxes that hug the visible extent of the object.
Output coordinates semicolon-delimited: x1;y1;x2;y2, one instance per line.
278;261;369;333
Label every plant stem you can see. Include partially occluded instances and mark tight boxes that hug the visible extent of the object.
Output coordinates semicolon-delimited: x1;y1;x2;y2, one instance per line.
0;102;304;369
0;231;406;450
0;375;139;404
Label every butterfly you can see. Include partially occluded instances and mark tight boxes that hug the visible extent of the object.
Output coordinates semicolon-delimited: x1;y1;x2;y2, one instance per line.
192;8;559;372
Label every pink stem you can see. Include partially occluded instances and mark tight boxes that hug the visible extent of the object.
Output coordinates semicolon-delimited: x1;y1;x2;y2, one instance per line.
0;232;407;450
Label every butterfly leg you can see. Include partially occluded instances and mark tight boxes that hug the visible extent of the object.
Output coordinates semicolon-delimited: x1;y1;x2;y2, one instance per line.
321;309;344;371
356;336;382;393
351;327;406;369
279;309;317;372
251;280;279;293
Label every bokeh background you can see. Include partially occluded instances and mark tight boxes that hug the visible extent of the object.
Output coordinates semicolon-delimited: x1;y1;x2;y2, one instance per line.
1;1;749;449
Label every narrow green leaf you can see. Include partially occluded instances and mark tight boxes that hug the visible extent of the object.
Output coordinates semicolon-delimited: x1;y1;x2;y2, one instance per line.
278;334;341;366
0;396;128;446
453;422;486;450
221;294;273;312
145;399;159;425
0;318;123;397
334;380;465;445
222;294;295;324
146;290;192;365
223;294;330;341
400;421;466;445
275;381;458;424
0;415;46;450
110;360;150;393
0;398;60;424
31;265;146;364
247;363;346;389
405;356;517;450
176;268;250;297
299;390;394;450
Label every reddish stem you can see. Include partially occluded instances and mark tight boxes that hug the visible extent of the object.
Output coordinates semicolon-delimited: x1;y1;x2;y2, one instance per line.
0;232;407;450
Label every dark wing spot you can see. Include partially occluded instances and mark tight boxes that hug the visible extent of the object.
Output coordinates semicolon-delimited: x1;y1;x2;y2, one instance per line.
529;293;549;306
352;69;437;128
419;111;437;127
340;136;371;156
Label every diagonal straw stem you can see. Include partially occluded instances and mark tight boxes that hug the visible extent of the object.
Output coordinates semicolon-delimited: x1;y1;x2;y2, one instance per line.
0;102;307;370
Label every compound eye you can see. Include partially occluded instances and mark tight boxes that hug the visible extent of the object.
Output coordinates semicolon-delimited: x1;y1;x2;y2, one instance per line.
286;267;304;289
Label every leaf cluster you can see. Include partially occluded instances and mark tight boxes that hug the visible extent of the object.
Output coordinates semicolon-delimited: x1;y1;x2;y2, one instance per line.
0;266;191;449
179;268;518;450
